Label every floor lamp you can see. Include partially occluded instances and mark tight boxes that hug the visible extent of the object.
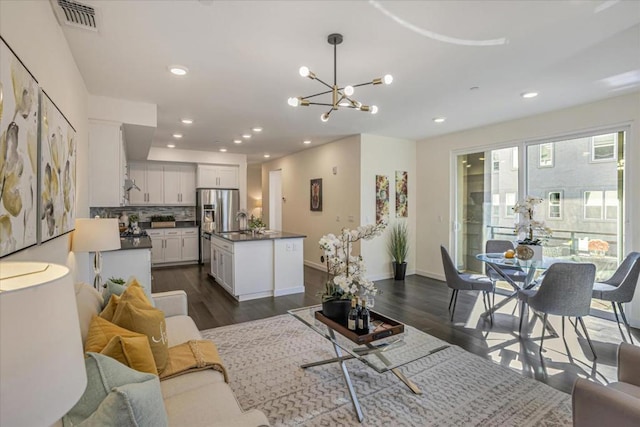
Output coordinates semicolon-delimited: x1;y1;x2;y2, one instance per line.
0;262;87;426
72;217;121;290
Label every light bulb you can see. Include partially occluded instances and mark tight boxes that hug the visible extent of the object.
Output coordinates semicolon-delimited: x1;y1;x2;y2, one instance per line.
321;112;330;122
338;100;351;107
299;66;310;77
383;74;393;85
355;101;362;108
344;85;354;96
287;97;299;107
370;105;379;114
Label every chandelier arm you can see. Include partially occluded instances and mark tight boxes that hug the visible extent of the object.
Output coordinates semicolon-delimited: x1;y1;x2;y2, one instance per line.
301;89;334;99
313;76;334;90
307;102;334;107
351;81;375;88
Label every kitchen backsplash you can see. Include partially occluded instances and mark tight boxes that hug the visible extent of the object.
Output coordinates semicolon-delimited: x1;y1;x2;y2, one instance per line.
90;206;196;222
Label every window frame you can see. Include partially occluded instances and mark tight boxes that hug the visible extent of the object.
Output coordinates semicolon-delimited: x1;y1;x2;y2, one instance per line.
547;191;562;220
591;134;617;163
538;143;554;168
505;192;516;218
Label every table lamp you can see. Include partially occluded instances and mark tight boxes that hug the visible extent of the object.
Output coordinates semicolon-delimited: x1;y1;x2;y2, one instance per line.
72;217;121;290
0;262;87;426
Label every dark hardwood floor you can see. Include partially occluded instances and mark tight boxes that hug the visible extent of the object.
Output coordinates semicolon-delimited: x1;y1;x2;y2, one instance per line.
152;264;638;394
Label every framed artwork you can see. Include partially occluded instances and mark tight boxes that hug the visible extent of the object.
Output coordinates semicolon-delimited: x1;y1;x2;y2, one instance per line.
0;37;39;257
396;171;408;217
375;175;389;224
310;178;322;211
39;90;77;243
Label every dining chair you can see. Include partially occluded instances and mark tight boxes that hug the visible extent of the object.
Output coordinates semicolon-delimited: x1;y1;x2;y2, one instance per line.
440;245;495;323
485;240;527;285
517;262;597;357
591;252;640;344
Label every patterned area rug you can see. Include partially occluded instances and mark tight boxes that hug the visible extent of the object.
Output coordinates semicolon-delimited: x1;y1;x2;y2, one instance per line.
201;315;571;426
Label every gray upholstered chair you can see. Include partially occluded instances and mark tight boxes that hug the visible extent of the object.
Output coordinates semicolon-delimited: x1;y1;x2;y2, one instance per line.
572;343;640;426
517;263;597;357
440;245;494;322
485;240;527;285
592;252;640;344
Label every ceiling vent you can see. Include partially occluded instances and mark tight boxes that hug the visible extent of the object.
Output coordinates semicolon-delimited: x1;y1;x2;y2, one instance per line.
51;0;99;32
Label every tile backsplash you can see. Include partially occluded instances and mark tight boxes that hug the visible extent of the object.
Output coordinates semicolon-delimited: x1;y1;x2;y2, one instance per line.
90;206;196;222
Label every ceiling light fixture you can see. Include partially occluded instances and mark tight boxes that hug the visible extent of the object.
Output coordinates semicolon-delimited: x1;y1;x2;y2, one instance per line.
220;148;227;152
181;118;193;124
167;144;175;148
169;65;188;76
233;139;242;144
521;91;539;98
242;134;251;139
288;33;392;122
303;140;311;144
252;127;263;132
264;154;271;158
173;133;183;138
433;117;446;123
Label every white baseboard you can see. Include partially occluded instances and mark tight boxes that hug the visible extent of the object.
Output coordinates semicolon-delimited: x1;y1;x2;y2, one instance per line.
414;269;445;282
273;286;305;297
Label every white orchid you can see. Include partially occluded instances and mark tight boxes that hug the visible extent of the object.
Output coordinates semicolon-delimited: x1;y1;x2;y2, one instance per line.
512;195;552;245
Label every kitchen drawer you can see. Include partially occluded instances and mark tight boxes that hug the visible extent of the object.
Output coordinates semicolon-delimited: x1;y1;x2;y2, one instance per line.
212;237;234;253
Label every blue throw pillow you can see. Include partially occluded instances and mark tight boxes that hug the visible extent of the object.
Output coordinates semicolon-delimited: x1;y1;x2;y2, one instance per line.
63;353;167;427
102;277;155;309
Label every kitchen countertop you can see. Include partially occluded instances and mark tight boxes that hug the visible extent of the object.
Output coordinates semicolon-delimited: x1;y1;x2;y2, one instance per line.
212;231;306;242
119;236;153;250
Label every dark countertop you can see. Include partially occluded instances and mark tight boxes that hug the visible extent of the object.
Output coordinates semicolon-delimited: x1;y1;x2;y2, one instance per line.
212;231;306;242
139;221;197;230
119;236;153;250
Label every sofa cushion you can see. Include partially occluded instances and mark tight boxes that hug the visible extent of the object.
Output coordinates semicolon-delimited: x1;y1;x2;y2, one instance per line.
63;353;168;427
609;381;640;399
85;315;146;353
166;315;202;347
103;277;154;309
112;301;169;374
75;283;104;343
163;381;243;425
99;294;120;321
160;370;225;399
100;335;157;375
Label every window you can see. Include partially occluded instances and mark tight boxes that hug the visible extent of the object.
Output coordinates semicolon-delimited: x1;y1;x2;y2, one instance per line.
591;133;616;162
605;190;618;220
492;194;500;217
511;147;519;170
539;143;554;167
548;191;562;219
584;191;603;220
505;192;516;217
492;152;500;172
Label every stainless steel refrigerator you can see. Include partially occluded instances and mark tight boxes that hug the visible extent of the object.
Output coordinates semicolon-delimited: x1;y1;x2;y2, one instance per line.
197;188;240;264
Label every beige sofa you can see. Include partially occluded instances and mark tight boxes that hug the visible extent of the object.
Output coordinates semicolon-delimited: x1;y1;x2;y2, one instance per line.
67;282;270;426
572;342;640;426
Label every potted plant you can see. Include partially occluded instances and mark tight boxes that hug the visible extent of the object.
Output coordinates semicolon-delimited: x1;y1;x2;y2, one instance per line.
387;221;409;280
512;196;552;261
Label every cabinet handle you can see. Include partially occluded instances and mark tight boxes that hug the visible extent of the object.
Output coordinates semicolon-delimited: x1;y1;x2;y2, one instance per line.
182;238;184;248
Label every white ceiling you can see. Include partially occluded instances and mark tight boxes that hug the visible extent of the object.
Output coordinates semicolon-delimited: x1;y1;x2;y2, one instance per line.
59;0;640;164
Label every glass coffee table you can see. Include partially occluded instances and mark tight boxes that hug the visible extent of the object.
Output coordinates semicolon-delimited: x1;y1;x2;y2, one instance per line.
288;305;449;422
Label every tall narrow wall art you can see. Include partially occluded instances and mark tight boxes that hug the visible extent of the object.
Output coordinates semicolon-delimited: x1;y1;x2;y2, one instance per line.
375;175;389;224
396;171;408;217
39;90;77;243
0;37;39;257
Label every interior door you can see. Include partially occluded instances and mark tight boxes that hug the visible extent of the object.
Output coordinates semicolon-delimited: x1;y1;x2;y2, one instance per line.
269;169;282;231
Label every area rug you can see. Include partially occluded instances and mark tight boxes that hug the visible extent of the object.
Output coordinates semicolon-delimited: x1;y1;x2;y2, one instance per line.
201;315;571;426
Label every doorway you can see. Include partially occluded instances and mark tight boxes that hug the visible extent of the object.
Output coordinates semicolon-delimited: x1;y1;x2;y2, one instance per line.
269;169;282;231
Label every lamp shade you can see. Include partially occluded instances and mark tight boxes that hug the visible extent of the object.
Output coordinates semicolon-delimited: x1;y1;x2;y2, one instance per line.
0;262;87;426
72;218;121;252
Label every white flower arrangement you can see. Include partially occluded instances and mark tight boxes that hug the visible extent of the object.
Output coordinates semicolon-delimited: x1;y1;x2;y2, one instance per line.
319;221;387;302
513;195;552;245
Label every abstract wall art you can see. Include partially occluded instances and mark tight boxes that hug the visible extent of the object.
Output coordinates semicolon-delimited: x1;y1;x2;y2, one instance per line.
310;178;322;211
39;90;76;243
396;170;408;217
375;174;389;224
0;37;39;257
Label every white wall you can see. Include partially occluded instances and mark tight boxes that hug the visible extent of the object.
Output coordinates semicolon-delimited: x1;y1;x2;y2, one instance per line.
261;135;361;269
360;134;417;280
1;0;89;280
415;92;640;324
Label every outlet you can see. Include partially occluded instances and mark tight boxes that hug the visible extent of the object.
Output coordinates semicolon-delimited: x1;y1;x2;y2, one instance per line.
286;243;292;251
348;215;354;222
292;242;298;251
336;215;340;222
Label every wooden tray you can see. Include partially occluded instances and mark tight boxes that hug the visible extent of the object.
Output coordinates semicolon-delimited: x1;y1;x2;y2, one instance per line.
151;221;176;228
315;309;405;344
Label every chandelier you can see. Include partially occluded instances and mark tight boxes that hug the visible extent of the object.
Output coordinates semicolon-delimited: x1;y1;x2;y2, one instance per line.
287;33;393;122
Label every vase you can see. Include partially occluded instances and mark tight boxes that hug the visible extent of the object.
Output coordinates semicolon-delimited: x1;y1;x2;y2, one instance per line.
393;262;407;280
516;244;543;261
322;299;351;325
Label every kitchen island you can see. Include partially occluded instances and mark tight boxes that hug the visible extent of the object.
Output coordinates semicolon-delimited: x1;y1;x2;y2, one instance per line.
209;231;306;301
95;236;153;294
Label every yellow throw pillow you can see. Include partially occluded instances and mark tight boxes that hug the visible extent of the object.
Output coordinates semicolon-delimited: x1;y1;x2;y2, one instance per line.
100;335;158;375
112;301;169;375
119;280;153;309
99;294;121;322
85;316;146;353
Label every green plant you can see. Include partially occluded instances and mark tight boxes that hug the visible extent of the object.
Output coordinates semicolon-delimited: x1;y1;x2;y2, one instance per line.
150;215;175;222
129;214;139;223
108;277;125;285
387;222;409;264
248;215;267;229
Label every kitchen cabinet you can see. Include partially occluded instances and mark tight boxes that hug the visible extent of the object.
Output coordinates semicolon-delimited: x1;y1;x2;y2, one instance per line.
147;228;198;265
88;121;127;207
163;164;196;205
129;162;164;205
196;164;239;189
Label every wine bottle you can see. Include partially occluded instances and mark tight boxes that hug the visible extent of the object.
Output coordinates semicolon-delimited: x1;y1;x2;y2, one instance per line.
348;298;358;331
358;299;370;332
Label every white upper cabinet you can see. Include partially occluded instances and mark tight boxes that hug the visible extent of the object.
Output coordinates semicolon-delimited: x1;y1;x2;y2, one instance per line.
128;162;164;205
163;164;196;205
89;121;127;207
129;162;196;206
196;164;239;189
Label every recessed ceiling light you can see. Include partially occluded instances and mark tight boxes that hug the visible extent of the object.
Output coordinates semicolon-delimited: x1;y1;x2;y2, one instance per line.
264;154;270;158
181;118;193;124
219;148;227;152
252;127;263;132
303;140;311;144
242;134;251;139
433;117;446;123
466;164;471;168
521;91;538;98
173;133;183;138
169;65;188;76
167;144;175;148
479;157;485;161
233;139;242;144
